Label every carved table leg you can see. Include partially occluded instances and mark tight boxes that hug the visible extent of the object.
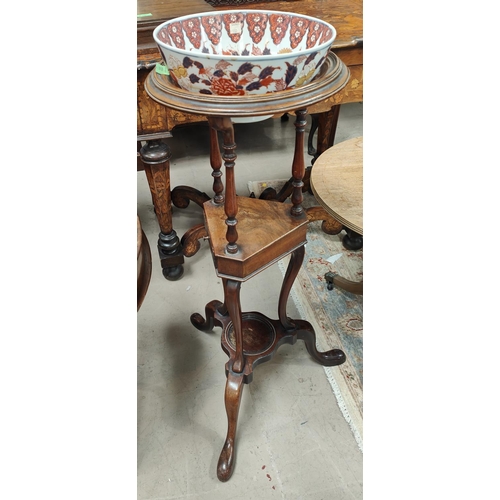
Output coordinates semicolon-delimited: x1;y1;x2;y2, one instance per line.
219;278;245;482
223;279;244;373
208;116;239;254
278;246;346;364
291;109;308;217
140;140;184;281
278;246;305;330
191;278;245;482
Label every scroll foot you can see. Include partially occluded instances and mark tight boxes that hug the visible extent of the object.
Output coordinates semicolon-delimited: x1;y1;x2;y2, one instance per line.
190;300;225;332
296;320;346;366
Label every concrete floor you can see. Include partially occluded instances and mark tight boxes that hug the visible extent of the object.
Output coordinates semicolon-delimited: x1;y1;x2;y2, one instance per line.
137;103;363;499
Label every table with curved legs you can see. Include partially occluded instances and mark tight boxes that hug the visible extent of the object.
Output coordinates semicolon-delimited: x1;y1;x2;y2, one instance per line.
144;51;350;481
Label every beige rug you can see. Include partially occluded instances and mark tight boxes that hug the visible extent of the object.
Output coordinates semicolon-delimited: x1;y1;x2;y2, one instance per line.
248;180;363;451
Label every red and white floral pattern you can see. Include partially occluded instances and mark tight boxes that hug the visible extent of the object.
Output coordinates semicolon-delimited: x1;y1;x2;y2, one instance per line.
154;10;336;95
246;13;268;44
269;13;290;45
222;13;244;43
164;22;185;50
289;16;310;49
201;15;223;45
181;18;202;49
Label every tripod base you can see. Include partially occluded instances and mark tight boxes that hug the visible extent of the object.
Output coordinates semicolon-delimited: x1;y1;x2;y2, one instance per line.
191;303;345;481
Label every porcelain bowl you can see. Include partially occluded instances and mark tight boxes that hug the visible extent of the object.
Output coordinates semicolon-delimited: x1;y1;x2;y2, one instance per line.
153;10;336;96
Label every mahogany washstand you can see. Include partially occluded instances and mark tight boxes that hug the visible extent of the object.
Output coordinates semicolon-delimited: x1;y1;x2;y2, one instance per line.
145;51;349;482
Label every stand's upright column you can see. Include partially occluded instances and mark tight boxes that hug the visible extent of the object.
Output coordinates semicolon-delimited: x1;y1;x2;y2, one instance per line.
209;127;225;205
291;109;308;217
208;116;239;254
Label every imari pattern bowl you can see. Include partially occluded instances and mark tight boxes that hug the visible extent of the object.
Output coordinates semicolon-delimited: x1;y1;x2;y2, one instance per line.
153;10;336;96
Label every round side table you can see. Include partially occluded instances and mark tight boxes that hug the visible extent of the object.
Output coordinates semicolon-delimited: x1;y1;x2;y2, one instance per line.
310;136;363;295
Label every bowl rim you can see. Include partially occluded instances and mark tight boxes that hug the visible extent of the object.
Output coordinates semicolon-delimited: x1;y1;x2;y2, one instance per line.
152;9;336;61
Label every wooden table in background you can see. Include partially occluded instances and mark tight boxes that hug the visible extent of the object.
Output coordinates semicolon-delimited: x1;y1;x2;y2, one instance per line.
310;136;363;294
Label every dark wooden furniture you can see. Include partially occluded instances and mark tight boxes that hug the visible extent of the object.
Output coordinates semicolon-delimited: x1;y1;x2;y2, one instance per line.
137;0;363;279
144;51;349;481
137;216;153;310
310;136;363;295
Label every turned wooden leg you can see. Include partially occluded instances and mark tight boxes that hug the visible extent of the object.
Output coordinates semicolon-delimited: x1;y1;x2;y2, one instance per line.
291;109;307;217
257;106;341;202
217;369;245;482
209;126;225;205
221;126;238;254
216;278;245;481
208;116;238;254
278;246;305;331
140;140;184;281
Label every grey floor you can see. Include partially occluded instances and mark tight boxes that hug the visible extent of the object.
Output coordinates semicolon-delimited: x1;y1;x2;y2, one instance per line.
137;103;363;500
